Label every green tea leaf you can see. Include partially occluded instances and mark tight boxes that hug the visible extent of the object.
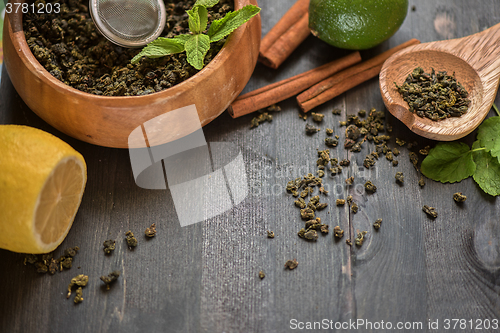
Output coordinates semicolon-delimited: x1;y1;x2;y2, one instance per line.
185;34;210;70
131;37;185;64
188;5;208;34
195;0;219;8
477;116;500;163
207;5;261;42
472;141;500;196
421;142;476;183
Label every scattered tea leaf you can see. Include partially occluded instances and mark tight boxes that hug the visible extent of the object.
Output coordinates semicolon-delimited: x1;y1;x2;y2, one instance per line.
145;223;157;238
311;112;324;122
422;205;438;218
74;287;84;304
373;219;382;230
67;274;89;301
103;240;116;254
131;37;185;64
364;180;377;192
333;226;344;239
100;271;121;290
395;172;404;184
284;259;298;270
355;231;367;246
125;231;138;249
453;192;466;203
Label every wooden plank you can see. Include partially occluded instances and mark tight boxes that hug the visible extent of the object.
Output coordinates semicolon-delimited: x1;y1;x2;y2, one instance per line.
1;0;500;332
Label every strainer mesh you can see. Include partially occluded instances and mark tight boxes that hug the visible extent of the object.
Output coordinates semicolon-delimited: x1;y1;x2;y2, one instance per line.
96;0;162;42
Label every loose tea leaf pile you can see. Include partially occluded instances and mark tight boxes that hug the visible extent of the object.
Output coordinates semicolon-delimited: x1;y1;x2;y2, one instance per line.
395;67;471;120
103;240;116;254
23;0;233;96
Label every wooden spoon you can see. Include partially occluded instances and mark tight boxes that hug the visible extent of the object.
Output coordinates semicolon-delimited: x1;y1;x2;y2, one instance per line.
379;23;500;141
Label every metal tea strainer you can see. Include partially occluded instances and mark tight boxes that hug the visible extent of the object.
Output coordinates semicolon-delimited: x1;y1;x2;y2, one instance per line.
89;0;167;48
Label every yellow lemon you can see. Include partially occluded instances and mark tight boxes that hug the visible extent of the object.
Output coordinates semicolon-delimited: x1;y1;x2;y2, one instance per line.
0;125;87;253
309;0;409;50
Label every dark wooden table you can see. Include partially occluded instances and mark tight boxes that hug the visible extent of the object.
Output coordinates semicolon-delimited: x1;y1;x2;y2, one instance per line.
2;0;500;332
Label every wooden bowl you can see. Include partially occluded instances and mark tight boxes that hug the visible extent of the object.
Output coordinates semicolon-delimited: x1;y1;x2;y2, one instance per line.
3;0;261;148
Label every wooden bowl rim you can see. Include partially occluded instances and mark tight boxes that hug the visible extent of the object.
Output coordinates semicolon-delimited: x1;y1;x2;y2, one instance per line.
7;0;253;105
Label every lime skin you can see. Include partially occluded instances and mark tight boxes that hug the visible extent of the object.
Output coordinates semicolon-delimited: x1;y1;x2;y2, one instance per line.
309;0;409;50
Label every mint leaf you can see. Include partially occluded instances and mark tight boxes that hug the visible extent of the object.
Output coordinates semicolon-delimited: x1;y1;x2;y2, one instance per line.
195;0;219;8
421;142;476;183
207;5;261;42
173;34;191;44
472;141;500;196
131;37;185;64
188;5;208;34
198;6;208;32
185;34;210;70
477;116;500;163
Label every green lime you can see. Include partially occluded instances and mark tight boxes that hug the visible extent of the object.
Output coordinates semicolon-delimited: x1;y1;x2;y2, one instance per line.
309;0;409;50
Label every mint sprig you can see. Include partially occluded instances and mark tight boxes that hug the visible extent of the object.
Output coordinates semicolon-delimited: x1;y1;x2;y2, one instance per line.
421;104;500;196
131;1;260;70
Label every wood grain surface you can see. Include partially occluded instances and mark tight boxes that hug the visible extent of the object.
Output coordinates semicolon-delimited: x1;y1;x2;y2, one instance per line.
1;0;500;332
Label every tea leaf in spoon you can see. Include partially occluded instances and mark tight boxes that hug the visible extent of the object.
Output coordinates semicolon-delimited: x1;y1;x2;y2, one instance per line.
421;142;476;183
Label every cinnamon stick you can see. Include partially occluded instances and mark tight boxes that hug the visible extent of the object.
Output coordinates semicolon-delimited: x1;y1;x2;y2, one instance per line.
297;39;421;112
228;51;361;118
259;0;311;69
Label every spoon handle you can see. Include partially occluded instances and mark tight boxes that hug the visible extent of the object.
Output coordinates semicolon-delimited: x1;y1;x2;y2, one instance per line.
449;22;500;74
